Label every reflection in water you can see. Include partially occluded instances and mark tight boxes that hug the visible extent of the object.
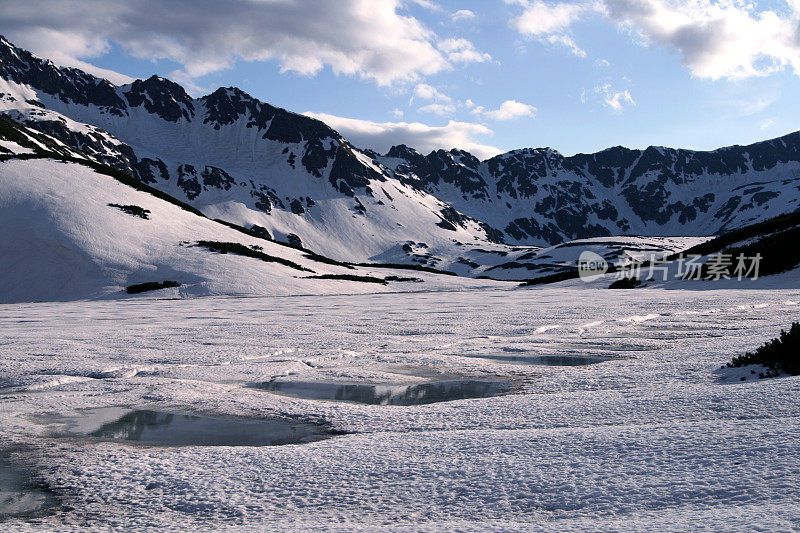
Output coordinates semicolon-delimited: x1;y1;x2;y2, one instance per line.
0;461;57;517
462;353;611;366
64;410;336;447
263;379;511;405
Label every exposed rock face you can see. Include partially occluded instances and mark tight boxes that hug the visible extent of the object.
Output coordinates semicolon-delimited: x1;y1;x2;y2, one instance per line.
1;34;798;265
380;137;800;244
0;36;496;264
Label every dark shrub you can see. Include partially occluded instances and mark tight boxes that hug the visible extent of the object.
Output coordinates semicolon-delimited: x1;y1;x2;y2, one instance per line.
196;241;312;272
126;280;180;294
608;277;642;289
384;275;423;282
688;227;800;280
306;274;387;284
108;203;150;219
727;323;800;376
723;227;800;277
677;208;800;258
211;219;352;268
84;159;204;216
213;218;271;240
250;224;272;239
351;262;458;276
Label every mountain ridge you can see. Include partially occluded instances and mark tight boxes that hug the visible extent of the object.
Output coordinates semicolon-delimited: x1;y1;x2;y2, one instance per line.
1;35;798;277
379;131;800;244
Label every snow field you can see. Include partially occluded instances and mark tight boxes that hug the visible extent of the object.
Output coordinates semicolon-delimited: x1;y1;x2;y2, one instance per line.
0;288;798;530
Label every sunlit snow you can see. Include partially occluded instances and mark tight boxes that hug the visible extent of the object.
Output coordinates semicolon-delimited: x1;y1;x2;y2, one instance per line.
1;288;798;530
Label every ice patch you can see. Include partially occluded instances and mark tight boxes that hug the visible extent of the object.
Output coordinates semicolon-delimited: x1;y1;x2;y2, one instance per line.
86;367;151;379
0;374;94;393
461;353;612;366
619;314;661;323
258;379;513;405
44;408;340;447
0;460;57;518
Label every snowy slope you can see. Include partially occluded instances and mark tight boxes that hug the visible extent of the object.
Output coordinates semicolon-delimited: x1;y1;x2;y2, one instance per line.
475;235;706;280
522;207;800;290
0;158;447;302
0;123;503;303
0;36;499;270
0;116;712;302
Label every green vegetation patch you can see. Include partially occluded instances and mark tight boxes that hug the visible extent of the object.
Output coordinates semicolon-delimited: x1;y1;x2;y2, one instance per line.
196;241;312;272
727;322;800;377
608;277;642;289
108;203;150;219
680;208;800;258
723;226;800;277
351;262;458;276
126;280;180;294
305;274;387;284
384;275;423;282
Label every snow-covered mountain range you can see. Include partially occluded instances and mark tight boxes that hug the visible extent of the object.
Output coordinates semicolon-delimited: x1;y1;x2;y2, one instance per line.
0;36;499;272
379;138;800;244
0;115;505;302
1;35;798;279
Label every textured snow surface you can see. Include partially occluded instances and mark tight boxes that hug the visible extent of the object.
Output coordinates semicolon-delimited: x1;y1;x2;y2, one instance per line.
0;157;502;303
1;288;799;531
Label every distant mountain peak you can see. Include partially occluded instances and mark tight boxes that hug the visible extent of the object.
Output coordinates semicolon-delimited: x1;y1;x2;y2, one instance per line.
124;75;194;122
1;35;798;267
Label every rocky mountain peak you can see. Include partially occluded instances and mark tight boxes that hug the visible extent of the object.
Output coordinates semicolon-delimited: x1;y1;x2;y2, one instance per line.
123;75;194;122
1;36;798;258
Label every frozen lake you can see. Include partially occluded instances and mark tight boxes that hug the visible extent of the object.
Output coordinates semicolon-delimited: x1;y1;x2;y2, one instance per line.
1;287;799;530
44;407;339;447
259;378;513;405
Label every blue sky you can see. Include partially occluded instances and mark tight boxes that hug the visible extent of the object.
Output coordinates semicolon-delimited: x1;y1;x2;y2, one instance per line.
2;0;800;158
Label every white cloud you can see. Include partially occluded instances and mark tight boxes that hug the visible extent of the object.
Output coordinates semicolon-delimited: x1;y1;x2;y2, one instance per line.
603;0;800;80
437;38;492;64
545;34;587;58
728;94;779;117
165;69;211;97
451;9;476;21
507;1;800;81
409;0;444;11
510;0;585;35
0;0;488;88
474;99;537;120
391;108;405;118
761;118;775;130
413;83;451;102
508;0;588;57
418;103;457;115
0;27;135;84
302;112;502;159
604;88;635;111
584;84;636;111
596;58;611;67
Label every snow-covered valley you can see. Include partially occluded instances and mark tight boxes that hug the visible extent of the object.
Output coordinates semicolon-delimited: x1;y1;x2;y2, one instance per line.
1;25;799;533
1;288;798;531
